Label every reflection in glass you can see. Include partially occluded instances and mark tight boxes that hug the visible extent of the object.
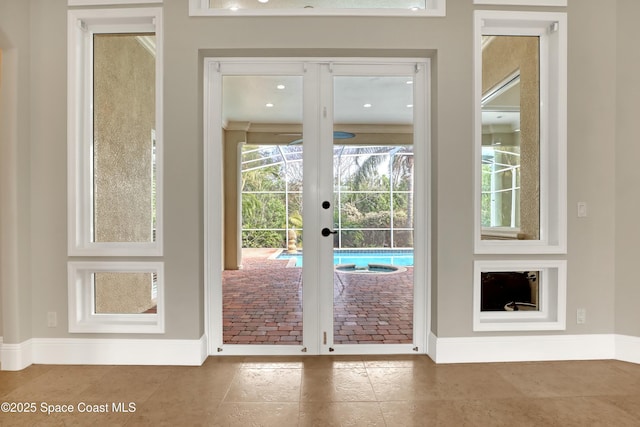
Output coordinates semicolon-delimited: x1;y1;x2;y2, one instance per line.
480;271;540;312
93;33;156;243
481;36;539;240
93;272;157;314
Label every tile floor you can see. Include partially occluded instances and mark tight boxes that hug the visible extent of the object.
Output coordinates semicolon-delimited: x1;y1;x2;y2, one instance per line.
223;251;414;345
1;356;640;426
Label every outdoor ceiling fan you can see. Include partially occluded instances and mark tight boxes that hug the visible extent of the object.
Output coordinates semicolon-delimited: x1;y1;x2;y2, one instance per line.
286;131;355;145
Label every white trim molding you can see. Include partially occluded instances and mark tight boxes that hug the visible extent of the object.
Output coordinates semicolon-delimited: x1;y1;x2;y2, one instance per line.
431;334;617;364
473;259;567;331
1;336;207;371
189;0;445;17
3;334;640;370
0;339;34;371
474;0;567;6
615;335;640;365
474;10;567;254
69;0;163;5
68;261;165;334
67;7;164;257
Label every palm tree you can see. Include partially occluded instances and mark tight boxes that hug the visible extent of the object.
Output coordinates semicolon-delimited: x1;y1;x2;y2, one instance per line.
338;145;414;247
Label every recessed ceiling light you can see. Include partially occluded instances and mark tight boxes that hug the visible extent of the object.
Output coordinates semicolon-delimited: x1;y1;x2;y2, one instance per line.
229;6;239;11
407;104;413;108
363;103;372;108
410;6;420;11
258;0;269;3
266;103;274;107
276;84;285;90
406;80;413;85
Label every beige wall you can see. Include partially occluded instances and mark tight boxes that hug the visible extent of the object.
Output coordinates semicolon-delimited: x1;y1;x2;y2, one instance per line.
0;0;634;344
615;0;640;336
0;0;33;344
0;48;4;337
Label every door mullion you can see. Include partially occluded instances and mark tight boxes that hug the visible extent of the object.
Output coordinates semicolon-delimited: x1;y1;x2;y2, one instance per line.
318;64;337;354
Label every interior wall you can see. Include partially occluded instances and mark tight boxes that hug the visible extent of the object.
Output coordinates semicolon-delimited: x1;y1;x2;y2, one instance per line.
2;0;626;345
0;47;3;339
0;0;33;344
564;0;617;335
615;0;640;337
29;0;68;338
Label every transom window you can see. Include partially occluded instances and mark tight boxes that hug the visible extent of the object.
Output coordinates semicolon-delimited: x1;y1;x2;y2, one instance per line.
189;0;446;16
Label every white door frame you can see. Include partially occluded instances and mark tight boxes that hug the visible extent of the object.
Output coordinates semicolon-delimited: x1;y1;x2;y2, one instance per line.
203;57;431;356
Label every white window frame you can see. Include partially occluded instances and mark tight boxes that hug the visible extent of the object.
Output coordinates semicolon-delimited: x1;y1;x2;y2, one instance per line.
69;0;162;5
473;260;566;331
474;0;566;6
67;7;163;256
474;10;567;254
68;261;165;333
188;0;446;17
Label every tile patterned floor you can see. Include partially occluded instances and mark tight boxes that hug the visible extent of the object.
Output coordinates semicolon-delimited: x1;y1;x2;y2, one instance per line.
1;356;640;426
222;251;413;345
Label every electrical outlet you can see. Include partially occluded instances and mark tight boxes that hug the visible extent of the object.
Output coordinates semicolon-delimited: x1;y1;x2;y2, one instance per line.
47;311;57;328
576;308;586;324
577;202;587;218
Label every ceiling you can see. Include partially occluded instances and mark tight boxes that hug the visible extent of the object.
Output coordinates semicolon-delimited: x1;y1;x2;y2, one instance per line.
222;75;415;128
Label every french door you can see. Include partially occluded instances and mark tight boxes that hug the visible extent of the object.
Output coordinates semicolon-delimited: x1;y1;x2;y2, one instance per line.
204;59;429;356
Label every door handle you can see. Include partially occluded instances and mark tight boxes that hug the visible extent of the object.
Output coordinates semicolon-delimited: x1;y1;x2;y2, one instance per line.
321;227;337;237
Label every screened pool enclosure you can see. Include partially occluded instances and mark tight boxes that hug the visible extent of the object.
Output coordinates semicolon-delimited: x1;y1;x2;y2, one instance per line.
241;144;415;251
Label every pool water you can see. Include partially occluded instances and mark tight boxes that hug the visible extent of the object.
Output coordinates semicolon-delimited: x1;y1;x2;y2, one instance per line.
277;249;414;268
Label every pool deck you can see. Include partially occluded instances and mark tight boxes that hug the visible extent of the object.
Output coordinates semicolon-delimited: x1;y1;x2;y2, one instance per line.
222;248;414;345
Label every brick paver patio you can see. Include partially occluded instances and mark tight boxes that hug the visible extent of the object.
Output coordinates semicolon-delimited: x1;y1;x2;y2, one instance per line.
222;249;413;345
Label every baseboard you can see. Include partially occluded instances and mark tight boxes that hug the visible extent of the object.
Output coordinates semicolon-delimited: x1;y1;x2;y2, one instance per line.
615;334;640;364
431;333;617;364
2;333;638;369
1;335;208;371
0;338;33;371
427;331;437;362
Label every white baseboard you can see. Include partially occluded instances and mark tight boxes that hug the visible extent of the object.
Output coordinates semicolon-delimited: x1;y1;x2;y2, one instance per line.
615;334;640;364
2;333;638;370
0;338;33;371
1;335;208;371
430;333;618;364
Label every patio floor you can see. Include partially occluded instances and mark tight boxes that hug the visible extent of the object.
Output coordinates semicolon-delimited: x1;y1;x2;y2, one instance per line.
222;249;413;345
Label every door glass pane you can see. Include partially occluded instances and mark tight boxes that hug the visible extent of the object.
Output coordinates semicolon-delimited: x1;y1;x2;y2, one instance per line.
333;76;414;345
93;33;156;243
481;36;539;240
222;75;304;345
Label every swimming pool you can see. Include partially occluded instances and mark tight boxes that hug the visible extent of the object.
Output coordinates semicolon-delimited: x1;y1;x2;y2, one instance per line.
277;249;414;268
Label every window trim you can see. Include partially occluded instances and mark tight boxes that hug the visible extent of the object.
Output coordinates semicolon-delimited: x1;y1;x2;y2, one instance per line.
188;0;446;17
68;261;165;334
68;0;163;5
67;7;163;256
473;260;567;331
473;10;567;254
474;0;566;6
